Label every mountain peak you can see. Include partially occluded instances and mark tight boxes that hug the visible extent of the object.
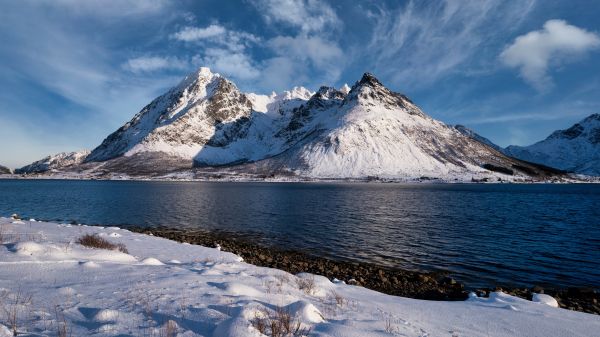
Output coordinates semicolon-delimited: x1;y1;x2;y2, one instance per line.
358;72;383;87
176;66;220;91
315;86;346;100
583;113;600;123
347;72;385;97
344;72;422;116
339;83;351;94
196;66;214;76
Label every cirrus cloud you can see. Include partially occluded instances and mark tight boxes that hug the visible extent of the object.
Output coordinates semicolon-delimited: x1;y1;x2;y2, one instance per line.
171;24;227;41
124;56;187;73
251;0;341;33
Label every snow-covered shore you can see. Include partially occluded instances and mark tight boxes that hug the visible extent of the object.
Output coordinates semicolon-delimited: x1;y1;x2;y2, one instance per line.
0;217;598;336
2;172;597;184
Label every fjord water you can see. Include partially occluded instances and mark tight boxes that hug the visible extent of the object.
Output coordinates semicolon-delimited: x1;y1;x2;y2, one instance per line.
1;180;598;289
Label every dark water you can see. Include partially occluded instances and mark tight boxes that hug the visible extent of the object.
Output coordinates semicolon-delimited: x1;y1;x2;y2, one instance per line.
1;179;599;289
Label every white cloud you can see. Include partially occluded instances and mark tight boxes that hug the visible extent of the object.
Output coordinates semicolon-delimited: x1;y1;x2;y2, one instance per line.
172;24;260;52
252;0;340;33
246;0;344;91
193;49;260;80
171;23;261;82
500;20;600;91
365;0;536;89
124;56;187;73
171;24;227;41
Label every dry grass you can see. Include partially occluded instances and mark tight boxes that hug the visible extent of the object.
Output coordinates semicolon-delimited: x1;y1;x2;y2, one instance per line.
76;234;128;254
329;290;346;307
54;305;72;337
296;275;316;296
0;288;33;336
159;320;177;337
251;307;311;337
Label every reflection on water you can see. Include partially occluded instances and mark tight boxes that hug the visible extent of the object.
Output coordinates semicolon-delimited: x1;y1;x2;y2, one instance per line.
1;180;599;289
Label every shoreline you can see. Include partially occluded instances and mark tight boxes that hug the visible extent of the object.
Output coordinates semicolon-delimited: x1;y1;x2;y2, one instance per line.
2;217;597;336
2;174;598;184
129;225;600;315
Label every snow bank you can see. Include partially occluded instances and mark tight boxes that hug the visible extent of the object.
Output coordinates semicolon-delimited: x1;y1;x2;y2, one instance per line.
0;217;598;337
533;293;560;308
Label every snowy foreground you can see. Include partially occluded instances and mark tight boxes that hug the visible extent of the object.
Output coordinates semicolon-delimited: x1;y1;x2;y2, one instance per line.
0;218;598;337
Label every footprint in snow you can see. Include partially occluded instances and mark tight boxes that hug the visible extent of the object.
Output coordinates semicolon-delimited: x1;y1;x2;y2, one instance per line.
207;282;263;297
80;261;100;268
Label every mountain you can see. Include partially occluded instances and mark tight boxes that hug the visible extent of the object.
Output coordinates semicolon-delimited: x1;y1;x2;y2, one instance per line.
15;150;90;174
0;165;11;174
453;125;504;153
76;68;561;180
504;114;600;176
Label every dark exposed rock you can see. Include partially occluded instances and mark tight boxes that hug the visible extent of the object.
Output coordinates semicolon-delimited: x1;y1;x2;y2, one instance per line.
129;225;468;301
0;165;11;174
122;226;600;315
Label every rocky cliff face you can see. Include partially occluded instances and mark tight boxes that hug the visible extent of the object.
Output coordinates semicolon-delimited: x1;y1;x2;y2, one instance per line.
86;68;255;163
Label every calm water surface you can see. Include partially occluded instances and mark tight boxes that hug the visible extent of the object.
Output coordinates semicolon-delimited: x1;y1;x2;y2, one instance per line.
1;179;599;289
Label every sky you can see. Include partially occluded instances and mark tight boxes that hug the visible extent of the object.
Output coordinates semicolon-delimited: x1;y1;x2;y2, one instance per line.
1;0;599;168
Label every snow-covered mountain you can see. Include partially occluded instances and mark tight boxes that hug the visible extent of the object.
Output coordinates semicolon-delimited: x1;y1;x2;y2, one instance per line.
78;68;559;180
0;165;10;174
504;114;600;176
453;125;504;153
15;150;90;174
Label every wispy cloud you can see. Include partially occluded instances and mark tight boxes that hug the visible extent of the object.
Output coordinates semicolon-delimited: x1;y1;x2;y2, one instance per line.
171;24;227;41
124;56;187;73
247;0;344;90
252;0;341;33
170;23;262;81
500;19;600;92
193;49;260;80
43;0;170;16
364;0;536;89
0;0;183;166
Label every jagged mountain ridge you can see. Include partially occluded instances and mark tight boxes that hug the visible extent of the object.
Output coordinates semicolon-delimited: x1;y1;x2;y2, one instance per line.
453;125;504;153
225;73;552;178
18;68;567;180
504;114;600;175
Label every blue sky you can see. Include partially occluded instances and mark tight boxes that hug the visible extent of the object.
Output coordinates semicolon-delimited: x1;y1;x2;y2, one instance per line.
1;0;599;168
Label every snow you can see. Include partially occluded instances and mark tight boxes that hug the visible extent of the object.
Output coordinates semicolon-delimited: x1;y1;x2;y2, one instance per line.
505;114;600;175
15;150;90;174
532;293;560;308
0;217;598;336
15;67;587;181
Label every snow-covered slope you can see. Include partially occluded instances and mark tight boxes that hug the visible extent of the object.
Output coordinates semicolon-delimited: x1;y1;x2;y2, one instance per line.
219;74;557;180
86;68;256;162
1;217;598;337
15;150;90;174
505;114;600;175
60;67;564;180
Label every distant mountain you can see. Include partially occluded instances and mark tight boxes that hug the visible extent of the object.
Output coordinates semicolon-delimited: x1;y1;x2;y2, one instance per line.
15;150;90;174
0;165;11;174
505;114;600;176
73;68;559;180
